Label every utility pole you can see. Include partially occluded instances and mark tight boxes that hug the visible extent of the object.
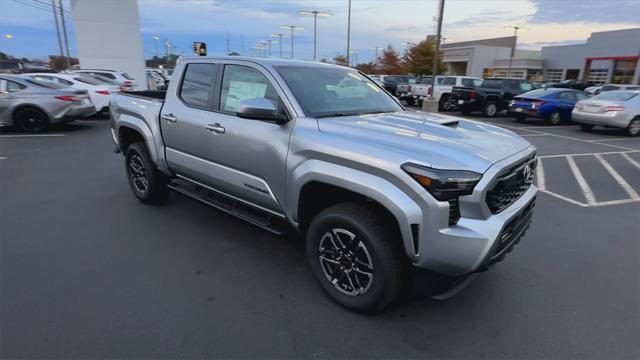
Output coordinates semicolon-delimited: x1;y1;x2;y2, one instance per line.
226;31;230;54
429;0;444;100
346;0;351;66
58;0;71;69
51;0;64;61
504;25;528;78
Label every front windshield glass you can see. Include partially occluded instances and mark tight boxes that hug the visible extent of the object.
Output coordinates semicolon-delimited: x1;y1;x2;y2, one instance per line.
275;66;401;118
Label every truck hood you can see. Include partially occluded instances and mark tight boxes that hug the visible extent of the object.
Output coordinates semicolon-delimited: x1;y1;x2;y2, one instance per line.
317;111;531;173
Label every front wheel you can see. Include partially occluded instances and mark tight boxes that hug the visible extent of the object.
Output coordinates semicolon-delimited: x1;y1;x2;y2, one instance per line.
306;202;404;313
627;117;640;136
125;142;170;205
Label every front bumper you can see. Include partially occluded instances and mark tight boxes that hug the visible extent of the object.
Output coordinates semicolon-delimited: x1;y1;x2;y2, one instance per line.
410;146;538;276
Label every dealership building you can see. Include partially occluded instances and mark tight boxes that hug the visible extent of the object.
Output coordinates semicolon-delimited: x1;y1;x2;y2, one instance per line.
442;28;640;84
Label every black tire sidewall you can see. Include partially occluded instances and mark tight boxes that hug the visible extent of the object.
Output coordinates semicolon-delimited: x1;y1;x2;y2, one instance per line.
306;205;399;312
483;101;497;117
15;108;49;132
125;142;168;204
548;111;561;125
628;118;640;136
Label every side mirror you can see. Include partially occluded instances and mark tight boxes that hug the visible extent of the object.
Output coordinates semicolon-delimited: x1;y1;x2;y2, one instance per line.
236;98;288;124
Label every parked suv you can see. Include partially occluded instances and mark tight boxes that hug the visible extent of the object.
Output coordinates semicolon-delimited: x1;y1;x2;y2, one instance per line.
450;78;534;117
110;57;537;313
70;69;137;91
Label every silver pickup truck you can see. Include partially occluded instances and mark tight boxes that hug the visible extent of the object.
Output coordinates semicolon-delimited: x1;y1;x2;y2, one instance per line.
110;56;537;313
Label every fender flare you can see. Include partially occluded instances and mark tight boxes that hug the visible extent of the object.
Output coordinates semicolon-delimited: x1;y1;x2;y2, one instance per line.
116;113;160;164
289;159;424;260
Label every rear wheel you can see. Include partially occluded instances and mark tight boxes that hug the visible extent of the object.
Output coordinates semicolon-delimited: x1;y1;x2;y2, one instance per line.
579;124;595;131
438;95;449;111
482;101;498;117
14;107;49;132
306;202;404;313
628;117;640;136
547;110;562;125
125;142;170;205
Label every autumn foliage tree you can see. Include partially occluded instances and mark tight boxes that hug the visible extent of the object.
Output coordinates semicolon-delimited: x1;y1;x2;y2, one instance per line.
333;55;348;66
378;45;406;74
402;38;446;75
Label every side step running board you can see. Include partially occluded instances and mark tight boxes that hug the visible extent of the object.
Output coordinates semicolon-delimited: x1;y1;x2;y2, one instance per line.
168;178;290;235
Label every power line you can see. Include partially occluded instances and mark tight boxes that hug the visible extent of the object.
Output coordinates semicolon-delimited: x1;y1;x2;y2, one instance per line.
32;0;70;14
11;0;70;14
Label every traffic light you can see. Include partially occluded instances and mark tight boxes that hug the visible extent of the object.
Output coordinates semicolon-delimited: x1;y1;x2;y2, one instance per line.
193;42;207;56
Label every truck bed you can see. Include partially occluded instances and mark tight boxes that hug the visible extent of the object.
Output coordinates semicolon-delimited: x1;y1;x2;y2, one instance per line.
121;90;167;101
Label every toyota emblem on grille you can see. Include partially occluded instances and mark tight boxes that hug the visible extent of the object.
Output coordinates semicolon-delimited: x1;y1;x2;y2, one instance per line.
523;163;532;182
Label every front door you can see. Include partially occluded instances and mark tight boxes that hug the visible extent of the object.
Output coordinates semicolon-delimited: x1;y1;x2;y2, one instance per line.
199;63;294;213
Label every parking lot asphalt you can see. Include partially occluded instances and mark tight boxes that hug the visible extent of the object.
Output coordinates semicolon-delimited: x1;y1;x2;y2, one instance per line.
1;113;639;359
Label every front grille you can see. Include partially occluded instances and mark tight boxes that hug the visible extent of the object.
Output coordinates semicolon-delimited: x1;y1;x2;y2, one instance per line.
489;198;536;265
448;199;460;225
486;154;536;214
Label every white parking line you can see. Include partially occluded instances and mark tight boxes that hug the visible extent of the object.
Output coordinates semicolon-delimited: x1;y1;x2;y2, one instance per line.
594;154;639;200
0;134;66;138
621;152;640;170
592;137;640;142
566;155;597;205
538;150;640;159
536;158;546;190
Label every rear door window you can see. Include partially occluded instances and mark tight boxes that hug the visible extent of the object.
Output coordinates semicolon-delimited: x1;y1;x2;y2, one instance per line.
0;79;26;93
441;77;456;86
179;63;217;108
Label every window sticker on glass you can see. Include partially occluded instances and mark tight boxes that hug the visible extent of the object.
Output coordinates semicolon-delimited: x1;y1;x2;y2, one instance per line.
224;80;268;112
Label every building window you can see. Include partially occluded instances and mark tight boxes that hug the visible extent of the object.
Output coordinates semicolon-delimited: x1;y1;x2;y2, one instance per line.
588;69;609;84
545;69;563;82
493;69;525;79
612;60;637;84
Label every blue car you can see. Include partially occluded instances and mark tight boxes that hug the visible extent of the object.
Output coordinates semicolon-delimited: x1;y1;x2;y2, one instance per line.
507;88;590;125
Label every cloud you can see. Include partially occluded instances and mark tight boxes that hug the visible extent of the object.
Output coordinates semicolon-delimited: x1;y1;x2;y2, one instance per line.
529;0;640;24
384;25;423;33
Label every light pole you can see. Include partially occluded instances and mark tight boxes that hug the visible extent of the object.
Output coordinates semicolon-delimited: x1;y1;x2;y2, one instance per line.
370;46;383;63
429;0;445;101
504;25;528;78
349;50;359;66
299;10;332;61
270;33;290;58
280;25;304;59
346;0;352;66
262;40;278;57
152;35;160;58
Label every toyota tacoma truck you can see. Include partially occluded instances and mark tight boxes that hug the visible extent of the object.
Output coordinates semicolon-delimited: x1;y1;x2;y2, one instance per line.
110;57;537;313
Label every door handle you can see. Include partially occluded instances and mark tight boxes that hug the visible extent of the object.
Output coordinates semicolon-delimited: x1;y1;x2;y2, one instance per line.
162;113;177;123
205;123;225;134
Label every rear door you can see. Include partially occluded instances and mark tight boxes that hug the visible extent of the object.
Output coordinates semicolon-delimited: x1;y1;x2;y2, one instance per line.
161;62;220;182
0;78;27;125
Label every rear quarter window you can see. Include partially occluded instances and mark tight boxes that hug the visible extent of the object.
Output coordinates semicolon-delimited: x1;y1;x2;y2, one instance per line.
179;63;216;108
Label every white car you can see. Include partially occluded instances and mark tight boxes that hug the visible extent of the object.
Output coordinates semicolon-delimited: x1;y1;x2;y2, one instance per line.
70;69;137;91
27;73;120;112
573;90;640;136
585;84;640;95
412;75;483;110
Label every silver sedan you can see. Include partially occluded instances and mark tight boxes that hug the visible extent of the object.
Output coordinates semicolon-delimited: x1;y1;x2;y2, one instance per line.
0;74;95;132
572;90;640;136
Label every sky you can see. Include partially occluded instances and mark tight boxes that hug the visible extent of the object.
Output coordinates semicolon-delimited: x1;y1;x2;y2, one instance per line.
1;0;639;63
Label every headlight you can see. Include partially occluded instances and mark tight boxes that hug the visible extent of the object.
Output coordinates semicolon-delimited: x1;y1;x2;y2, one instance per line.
402;163;482;201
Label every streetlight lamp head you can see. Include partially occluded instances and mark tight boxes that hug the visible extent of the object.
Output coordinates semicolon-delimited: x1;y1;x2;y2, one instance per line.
152;35;160;40
4;34;13;39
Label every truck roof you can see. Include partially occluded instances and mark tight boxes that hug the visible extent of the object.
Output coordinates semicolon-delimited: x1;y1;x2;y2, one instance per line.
178;56;349;69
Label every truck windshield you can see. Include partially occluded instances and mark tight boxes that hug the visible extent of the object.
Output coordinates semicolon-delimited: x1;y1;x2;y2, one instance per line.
275;66;401;118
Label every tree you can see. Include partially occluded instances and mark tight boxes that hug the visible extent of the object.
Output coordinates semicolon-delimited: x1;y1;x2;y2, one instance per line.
333;55;348;66
378;45;406;74
402;38;446;75
355;61;379;74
